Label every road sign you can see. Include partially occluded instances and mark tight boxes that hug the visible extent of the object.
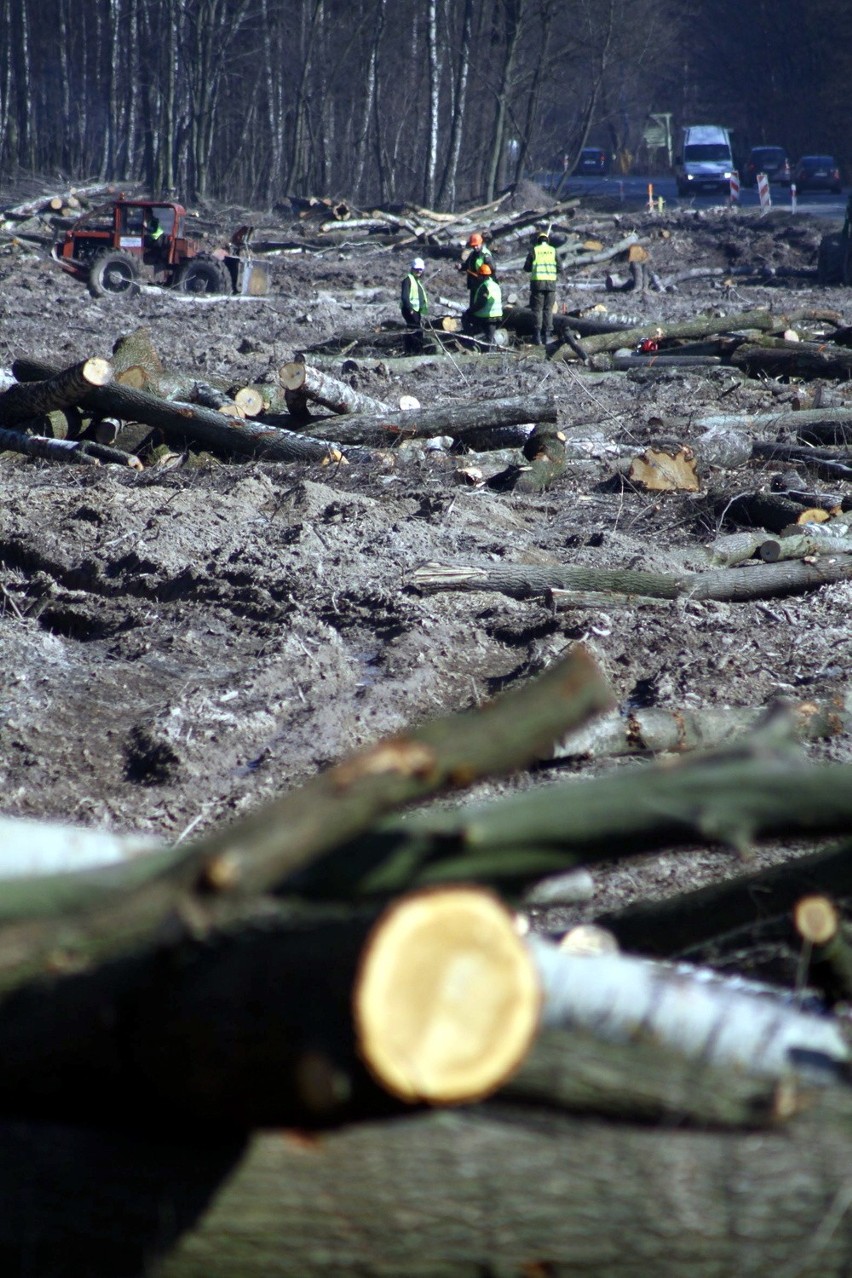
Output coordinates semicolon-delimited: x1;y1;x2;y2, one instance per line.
729;171;740;204
757;172;771;212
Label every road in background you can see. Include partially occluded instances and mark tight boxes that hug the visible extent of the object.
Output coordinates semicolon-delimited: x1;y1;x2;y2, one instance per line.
534;172;848;219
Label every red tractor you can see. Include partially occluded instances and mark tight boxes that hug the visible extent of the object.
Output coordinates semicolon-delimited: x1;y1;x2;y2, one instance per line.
52;197;269;298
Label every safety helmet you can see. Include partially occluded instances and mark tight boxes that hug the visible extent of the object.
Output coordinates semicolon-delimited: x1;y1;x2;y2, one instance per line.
411;257;425;271
536;225;550;239
478;262;492;276
468;233;483;247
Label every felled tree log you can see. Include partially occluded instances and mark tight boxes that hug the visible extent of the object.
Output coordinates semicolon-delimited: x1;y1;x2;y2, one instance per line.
528;933;847;1083
303;392;557;447
795;895;852;1004
731;340;852;380
8;1070;852;1278
316;744;852;898
551;691;852;762
407;554;852;603
9;358;376;465
0;357;112;424
759;530;852;561
111;327;165;390
751;439;852;481
355;887;539;1104
549;308;801;363
717;490;824;532
278;361;393;415
596;837;852;962
690;406;852;437
0;427;100;465
451;423;534;452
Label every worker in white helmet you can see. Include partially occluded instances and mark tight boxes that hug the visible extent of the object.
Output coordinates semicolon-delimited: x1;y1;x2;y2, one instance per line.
400;257;429;353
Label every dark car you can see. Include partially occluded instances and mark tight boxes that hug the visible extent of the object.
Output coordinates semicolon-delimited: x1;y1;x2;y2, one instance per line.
742;146;791;186
573;147;611;176
792;154;842;193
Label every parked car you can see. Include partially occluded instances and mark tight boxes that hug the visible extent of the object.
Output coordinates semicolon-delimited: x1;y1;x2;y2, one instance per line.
742;146;791;186
573;147;611;176
792;155;842;193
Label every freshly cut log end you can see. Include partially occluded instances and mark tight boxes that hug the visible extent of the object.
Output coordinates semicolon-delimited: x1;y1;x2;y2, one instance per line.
233;386;265;417
794;894;840;946
354;886;541;1105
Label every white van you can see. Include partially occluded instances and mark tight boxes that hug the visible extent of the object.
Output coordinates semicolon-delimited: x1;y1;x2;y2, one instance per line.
674;125;735;196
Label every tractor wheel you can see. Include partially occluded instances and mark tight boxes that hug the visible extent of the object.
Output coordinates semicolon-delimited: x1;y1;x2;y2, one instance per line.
88;250;140;298
177;255;232;295
817;232;845;285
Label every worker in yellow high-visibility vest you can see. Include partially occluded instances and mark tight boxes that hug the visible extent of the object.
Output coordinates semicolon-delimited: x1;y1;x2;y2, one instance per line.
523;225;560;345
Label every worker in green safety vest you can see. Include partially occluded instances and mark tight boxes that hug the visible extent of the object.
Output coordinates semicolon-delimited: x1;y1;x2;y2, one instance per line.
462;261;503;345
400;257;429;353
523;224;560;345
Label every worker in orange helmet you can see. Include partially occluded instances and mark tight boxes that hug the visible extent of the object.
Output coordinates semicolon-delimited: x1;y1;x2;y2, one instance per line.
457;231;497;301
462;260;503;345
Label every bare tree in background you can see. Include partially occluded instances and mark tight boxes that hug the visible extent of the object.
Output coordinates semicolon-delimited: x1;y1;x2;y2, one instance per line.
0;0;847;207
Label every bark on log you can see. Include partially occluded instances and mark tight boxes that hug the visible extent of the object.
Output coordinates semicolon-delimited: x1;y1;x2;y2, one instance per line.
324;746;852;898
550;309;800;363
0;427;101;465
407;555;852;603
10;1074;852;1278
528;933;847;1083
302;393;557;447
551;692;852;762
596;838;852;962
0;357;112;424
9;358;378;465
278;361;394;415
731;341;852;380
716;490;815;533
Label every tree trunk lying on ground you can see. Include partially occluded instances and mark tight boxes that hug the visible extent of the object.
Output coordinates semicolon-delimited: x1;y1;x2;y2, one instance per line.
549;308;833;362
278;360;394;416
731;339;852;380
5;649;852;1273
9;357;380;464
303;392;557;447
14;1071;852;1278
0;356;112;424
407;554;852;602
550;691;852;762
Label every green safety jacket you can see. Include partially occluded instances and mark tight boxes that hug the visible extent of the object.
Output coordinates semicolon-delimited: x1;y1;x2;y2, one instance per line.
472;277;503;319
529;240;558;283
401;273;428;316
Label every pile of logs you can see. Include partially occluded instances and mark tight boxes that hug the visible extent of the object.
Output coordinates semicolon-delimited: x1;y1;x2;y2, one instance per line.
4;648;852;1274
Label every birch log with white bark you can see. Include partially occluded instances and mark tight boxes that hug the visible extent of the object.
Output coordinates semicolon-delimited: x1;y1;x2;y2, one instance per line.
527;934;848;1083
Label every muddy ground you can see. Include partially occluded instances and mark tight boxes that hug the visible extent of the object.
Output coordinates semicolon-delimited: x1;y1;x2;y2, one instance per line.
1;184;851;942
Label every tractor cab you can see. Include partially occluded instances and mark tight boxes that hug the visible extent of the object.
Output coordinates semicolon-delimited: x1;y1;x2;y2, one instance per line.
53;195;269;298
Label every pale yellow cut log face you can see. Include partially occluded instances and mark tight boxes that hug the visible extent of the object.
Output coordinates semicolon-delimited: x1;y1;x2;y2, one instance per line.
628;447;699;492
355;887;541;1104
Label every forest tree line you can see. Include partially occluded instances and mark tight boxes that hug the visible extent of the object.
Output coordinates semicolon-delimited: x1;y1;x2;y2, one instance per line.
0;0;850;210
